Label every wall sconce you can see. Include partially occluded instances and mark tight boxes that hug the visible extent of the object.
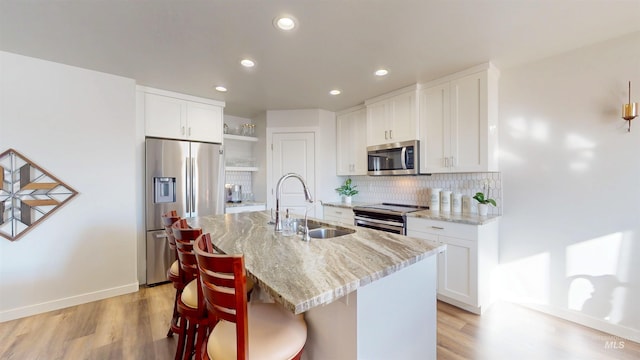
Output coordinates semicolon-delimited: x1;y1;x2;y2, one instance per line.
622;81;638;132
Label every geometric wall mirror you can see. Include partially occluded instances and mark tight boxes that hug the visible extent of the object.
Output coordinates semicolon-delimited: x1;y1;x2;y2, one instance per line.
0;148;78;241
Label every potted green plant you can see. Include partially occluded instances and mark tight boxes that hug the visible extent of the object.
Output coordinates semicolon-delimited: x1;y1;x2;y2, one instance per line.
335;178;358;204
473;188;496;216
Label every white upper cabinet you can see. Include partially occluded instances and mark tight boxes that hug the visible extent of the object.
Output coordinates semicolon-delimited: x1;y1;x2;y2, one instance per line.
419;63;499;173
336;106;367;176
365;86;419;146
142;87;224;143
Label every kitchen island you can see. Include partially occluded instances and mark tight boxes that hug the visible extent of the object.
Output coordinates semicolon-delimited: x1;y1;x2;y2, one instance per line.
189;211;441;360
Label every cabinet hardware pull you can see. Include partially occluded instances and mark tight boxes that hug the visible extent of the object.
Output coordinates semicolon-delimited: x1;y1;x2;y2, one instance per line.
188;127;192;136
450;156;455;167
389;129;393;139
430;226;445;230
385;130;388;139
181;126;186;135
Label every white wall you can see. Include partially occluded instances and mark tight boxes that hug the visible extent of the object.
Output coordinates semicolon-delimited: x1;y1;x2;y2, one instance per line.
498;32;640;341
0;51;139;321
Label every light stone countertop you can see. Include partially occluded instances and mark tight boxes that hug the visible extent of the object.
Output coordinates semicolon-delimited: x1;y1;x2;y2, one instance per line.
408;210;501;225
320;200;374;209
188;211;441;314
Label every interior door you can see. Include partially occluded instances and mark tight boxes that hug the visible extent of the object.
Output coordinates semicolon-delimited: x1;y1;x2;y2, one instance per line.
272;132;315;217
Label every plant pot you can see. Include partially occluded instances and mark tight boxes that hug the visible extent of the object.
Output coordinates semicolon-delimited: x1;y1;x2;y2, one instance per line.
342;195;352;204
478;203;489;216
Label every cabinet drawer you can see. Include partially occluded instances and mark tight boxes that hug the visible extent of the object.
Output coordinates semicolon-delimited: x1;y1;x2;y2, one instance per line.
323;206;354;225
406;217;477;240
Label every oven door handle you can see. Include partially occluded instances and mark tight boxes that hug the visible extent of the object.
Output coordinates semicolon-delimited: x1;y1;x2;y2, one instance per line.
354;216;404;229
355;218;404;233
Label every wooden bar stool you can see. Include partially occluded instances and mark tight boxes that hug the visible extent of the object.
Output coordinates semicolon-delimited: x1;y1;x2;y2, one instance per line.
194;233;307;360
161;210;182;338
172;218;206;360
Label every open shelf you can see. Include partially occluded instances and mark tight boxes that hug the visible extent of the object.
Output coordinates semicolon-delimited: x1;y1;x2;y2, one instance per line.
225;166;259;172
224;134;258;142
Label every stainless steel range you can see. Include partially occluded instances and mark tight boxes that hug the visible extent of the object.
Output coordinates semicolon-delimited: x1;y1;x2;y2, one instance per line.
353;203;428;235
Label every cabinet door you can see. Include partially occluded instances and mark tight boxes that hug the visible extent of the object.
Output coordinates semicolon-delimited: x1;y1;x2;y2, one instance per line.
389;91;417;142
366;101;389;146
419;84;450;173
323;206;354;226
336;112;351;175
438;235;477;306
351;108;368;174
337;108;367;175
145;93;186;139
450;72;486;172
187;102;223;143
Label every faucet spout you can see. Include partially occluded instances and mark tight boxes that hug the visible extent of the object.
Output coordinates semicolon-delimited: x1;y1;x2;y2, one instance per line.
274;173;313;232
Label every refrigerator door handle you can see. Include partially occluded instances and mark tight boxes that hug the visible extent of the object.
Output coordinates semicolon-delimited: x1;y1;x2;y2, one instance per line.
191;157;196;217
185;156;191;214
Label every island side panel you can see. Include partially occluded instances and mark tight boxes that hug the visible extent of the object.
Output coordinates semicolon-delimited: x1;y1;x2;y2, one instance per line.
303;294;358;360
302;254;437;360
357;254;437;360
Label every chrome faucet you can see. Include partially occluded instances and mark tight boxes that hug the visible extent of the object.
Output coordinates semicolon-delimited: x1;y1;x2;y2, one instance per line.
274;173;313;233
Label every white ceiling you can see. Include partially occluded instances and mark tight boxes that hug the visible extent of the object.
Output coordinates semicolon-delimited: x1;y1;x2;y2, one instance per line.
1;1;639;119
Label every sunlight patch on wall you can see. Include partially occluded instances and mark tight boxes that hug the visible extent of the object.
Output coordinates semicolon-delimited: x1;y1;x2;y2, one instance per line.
506;116;550;142
566;233;621;276
498;252;550;304
497;148;524;165
530;120;549;142
565;133;596;172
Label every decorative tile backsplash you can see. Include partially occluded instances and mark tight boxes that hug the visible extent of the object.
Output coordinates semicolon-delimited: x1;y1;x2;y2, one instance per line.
345;172;502;215
225;171;253;194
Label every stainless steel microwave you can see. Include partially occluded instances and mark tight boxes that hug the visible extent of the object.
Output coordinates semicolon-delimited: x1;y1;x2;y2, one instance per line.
367;140;419;175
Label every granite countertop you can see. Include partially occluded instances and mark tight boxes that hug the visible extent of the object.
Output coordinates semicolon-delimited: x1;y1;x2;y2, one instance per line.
408;210;501;225
188;211;440;314
320;200;374;209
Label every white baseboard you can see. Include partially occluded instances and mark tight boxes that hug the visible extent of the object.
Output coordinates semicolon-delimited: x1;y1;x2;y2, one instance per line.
516;302;640;343
0;282;139;323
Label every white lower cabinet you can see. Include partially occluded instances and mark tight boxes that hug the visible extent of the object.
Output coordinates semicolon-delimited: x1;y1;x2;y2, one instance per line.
323;206;355;226
406;217;498;314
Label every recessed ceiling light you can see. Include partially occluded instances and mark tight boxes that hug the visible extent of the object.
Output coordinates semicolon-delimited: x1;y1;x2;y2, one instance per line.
329;89;341;96
375;69;389;76
240;59;255;68
274;16;297;31
215;86;227;92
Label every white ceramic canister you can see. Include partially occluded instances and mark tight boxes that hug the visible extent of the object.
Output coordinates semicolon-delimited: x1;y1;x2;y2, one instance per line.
441;190;452;213
452;193;462;214
430;188;441;212
462;195;472;214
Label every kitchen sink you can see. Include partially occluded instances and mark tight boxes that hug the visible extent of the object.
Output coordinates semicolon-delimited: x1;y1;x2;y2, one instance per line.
288;218;323;231
307;227;355;239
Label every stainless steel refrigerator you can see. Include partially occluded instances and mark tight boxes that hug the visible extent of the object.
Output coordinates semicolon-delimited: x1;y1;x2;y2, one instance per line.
145;138;224;285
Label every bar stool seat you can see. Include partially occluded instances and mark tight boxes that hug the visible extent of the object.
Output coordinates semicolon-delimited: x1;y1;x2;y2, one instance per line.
207;302;307;360
169;260;180;276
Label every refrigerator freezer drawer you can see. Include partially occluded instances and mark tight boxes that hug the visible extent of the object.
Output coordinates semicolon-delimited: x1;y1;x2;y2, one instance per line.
146;230;176;285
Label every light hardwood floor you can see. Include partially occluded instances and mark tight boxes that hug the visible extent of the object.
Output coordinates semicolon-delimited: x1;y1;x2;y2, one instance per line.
1;283;638;359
